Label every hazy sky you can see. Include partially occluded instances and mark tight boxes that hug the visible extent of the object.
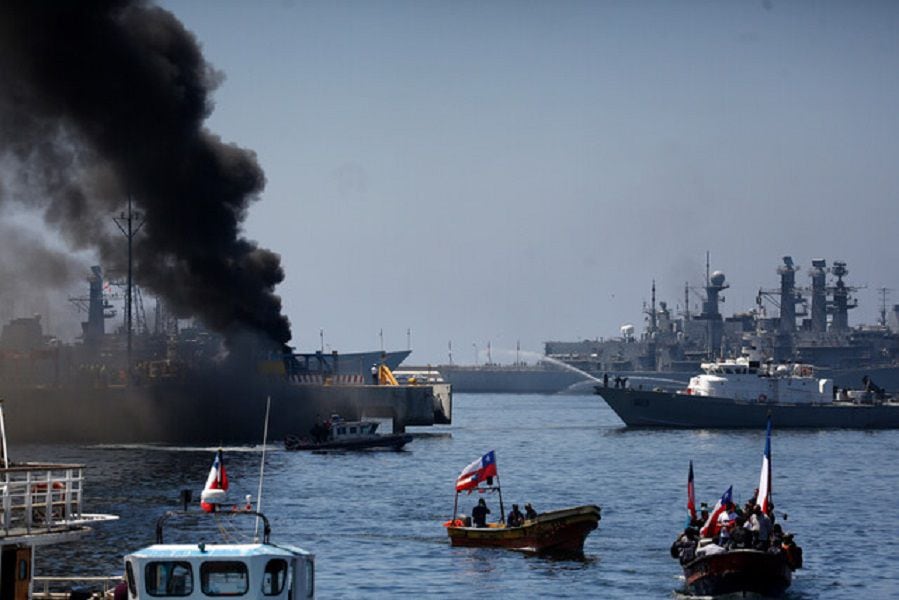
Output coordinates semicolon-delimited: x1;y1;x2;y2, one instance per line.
50;1;899;363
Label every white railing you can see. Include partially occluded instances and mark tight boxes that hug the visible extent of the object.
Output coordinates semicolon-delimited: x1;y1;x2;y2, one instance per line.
0;463;85;536
33;575;122;599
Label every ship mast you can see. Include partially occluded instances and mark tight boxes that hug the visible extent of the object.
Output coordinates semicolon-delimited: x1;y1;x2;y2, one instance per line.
113;195;145;381
878;288;892;328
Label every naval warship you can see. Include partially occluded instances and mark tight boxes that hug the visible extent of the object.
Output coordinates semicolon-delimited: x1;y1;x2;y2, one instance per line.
0;266;446;445
594;352;899;428
546;256;899;393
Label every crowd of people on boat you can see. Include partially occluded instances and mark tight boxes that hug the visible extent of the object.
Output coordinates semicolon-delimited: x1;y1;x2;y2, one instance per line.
670;493;802;570
468;498;539;528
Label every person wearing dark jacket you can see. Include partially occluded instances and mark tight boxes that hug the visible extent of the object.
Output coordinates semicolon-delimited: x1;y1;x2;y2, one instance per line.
507;504;525;527
472;498;490;528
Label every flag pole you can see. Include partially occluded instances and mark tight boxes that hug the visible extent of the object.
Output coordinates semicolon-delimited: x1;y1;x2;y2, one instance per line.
495;474;505;525
253;396;271;542
766;416;773;510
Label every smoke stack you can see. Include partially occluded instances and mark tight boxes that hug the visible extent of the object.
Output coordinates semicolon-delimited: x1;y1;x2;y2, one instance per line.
0;1;291;348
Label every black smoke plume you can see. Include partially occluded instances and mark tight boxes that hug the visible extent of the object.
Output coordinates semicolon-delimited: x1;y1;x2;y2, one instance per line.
0;0;291;347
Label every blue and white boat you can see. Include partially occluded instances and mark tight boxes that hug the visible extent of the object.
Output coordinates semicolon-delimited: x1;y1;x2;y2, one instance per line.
123;511;314;600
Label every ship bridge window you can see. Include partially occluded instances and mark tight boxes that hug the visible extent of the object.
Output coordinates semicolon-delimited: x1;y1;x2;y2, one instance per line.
349;426;357;434
262;559;288;596
201;561;249;596
337;427;346;435
145;561;193;596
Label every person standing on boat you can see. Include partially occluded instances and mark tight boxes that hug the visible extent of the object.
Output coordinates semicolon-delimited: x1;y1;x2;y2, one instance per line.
472;498;490;527
507;504;525;527
525;503;538;520
746;504;772;549
716;502;737;545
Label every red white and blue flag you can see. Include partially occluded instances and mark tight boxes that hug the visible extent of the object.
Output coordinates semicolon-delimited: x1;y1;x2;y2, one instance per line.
757;417;773;513
687;460;696;521
455;451;498;492
700;485;733;538
200;449;229;513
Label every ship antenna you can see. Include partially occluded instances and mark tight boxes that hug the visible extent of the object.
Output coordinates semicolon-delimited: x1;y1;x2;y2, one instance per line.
879;288;892;327
113;195;145;383
254;395;271;542
0;400;8;469
705;250;710;287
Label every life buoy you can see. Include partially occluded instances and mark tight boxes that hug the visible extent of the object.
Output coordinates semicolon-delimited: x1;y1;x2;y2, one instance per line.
32;481;65;493
758;394;768;402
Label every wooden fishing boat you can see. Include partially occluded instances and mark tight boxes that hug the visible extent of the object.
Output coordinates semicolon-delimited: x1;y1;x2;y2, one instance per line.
284;414;412;451
682;548;792;597
445;505;601;554
674;419;803;597
444;450;600;556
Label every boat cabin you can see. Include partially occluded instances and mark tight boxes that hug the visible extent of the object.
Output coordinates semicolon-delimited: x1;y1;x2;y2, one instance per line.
124;543;314;600
685;357;834;404
327;415;380;439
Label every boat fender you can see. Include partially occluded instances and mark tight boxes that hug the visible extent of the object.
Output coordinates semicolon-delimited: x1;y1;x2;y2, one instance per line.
784;544;803;569
758;394;767;403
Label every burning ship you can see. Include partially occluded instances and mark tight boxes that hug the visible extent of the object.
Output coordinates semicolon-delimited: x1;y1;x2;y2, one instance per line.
0;265;448;445
0;3;451;444
546;256;899;392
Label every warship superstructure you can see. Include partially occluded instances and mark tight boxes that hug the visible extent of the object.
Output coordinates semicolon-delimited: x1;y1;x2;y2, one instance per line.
546;256;899;392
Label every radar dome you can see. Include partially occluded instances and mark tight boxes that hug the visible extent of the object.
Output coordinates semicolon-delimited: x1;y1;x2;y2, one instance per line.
710;271;726;286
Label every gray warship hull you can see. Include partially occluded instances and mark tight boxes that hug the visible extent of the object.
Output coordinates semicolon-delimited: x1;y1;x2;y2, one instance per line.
594;386;899;428
1;376;451;446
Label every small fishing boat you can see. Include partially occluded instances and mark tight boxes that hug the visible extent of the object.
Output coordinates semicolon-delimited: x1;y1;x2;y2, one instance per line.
284;414;412;451
446;505;601;554
443;451;600;556
673;419;803;597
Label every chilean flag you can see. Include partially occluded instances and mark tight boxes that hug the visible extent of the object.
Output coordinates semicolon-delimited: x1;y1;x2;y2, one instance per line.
200;449;229;513
455;451;498;492
687;460;696;521
699;485;733;538
757;417;773;513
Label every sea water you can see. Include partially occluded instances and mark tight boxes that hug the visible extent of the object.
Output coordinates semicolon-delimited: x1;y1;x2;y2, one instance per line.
25;394;899;598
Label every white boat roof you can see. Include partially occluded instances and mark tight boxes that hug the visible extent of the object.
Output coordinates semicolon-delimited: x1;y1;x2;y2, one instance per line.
128;543;312;559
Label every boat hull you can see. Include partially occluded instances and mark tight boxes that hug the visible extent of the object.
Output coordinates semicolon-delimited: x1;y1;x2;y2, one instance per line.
1;378;443;445
446;505;600;555
284;433;412;451
683;550;793;597
595;386;899;428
